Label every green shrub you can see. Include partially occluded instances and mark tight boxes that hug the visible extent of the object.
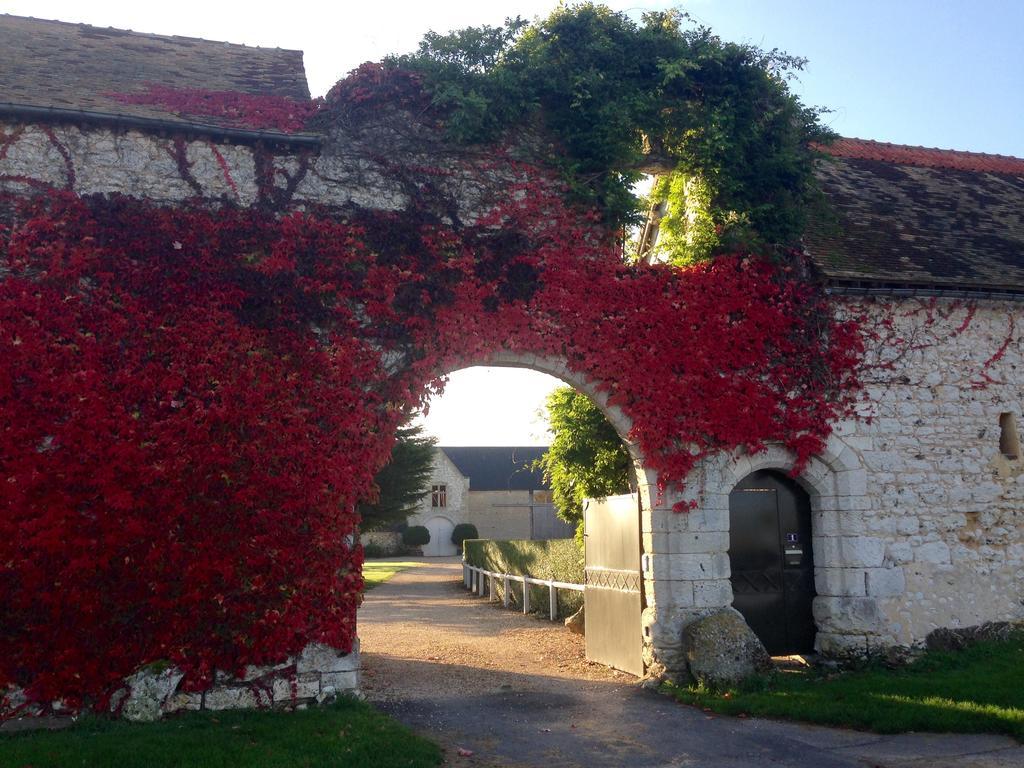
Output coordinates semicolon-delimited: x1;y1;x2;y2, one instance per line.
402;525;430;547
463;538;584;618
451;523;479;550
362;542;386;559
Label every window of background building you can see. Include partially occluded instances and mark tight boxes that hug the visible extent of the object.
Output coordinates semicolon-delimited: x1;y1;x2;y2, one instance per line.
432;484;447;507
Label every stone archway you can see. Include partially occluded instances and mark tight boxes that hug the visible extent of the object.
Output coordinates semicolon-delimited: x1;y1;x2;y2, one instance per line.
0;25;868;711
458;354;881;676
438;350;667;673
476;350;658;493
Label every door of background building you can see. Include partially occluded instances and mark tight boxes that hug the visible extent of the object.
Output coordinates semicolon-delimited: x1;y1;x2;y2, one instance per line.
423;515;457;557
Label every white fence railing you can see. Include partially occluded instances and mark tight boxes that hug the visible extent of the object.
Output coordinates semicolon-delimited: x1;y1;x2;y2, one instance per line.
462;563;583;621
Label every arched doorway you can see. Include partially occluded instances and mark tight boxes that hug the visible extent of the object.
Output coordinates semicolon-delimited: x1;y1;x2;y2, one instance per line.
728;470;816;654
422;515;458;557
412;353;658;674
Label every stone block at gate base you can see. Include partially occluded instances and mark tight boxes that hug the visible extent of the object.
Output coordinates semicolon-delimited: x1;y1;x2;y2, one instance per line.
296;641;360;674
120;667;185;723
680;607;771;687
815;632;869;658
93;640;362;721
272;674;321;703
692;579;732;608
204;686;260;711
813;596;885;634
864;567;906;597
163;691;203;713
321;671;360;692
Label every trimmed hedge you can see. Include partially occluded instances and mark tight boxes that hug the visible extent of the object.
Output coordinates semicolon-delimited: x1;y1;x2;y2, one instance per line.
463;538;583;619
451;523;479;551
402;525;430;547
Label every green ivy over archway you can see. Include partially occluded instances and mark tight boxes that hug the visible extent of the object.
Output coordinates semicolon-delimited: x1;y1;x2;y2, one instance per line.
389;3;834;254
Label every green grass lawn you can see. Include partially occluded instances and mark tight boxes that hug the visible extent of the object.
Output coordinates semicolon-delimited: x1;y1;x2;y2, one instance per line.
664;630;1024;741
0;698;441;768
362;561;418;591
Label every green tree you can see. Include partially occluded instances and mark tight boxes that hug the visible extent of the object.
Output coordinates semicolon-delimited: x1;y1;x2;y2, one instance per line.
537;387;632;533
391;3;833;246
358;423;436;531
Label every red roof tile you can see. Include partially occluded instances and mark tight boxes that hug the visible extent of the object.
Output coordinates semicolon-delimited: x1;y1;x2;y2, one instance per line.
817;138;1024;177
807;143;1024;291
0;15;310;132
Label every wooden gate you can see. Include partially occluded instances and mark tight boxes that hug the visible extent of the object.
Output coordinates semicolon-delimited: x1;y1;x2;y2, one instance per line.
583;493;644;676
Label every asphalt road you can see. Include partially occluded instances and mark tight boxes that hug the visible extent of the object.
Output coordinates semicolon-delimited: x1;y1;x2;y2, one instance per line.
358;558;1023;768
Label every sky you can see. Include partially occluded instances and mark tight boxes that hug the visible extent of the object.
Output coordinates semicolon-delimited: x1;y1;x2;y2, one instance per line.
5;0;1022;444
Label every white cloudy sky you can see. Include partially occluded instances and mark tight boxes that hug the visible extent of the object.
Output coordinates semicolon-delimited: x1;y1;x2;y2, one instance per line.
6;0;1020;444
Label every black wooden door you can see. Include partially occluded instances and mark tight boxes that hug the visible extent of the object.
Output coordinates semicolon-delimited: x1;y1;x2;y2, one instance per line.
728;470;816;655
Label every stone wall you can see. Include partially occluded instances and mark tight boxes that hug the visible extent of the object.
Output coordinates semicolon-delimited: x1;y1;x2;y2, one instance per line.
5;114;1022;683
1;122;271;204
128;642;360;722
0;117;502;217
846;298;1023;644
645;296;1024;668
0;117;390;716
0;119;407;211
5;642;359;723
360;531;403;556
465;490;535;540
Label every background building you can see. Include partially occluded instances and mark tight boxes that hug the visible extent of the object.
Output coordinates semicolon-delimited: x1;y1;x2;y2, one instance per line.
408;447;574;556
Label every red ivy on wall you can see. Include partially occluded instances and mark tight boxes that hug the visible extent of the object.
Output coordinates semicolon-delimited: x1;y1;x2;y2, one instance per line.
107;84;320;133
105;66;437;134
0;161;862;712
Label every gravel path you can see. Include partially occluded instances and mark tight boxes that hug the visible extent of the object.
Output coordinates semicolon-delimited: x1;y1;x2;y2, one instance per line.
359;559;1024;768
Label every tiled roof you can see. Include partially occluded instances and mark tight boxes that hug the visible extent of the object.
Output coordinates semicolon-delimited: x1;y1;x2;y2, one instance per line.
0;14;309;131
821;138;1024;176
808;139;1024;292
439;447;550;492
4;16;1021;291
